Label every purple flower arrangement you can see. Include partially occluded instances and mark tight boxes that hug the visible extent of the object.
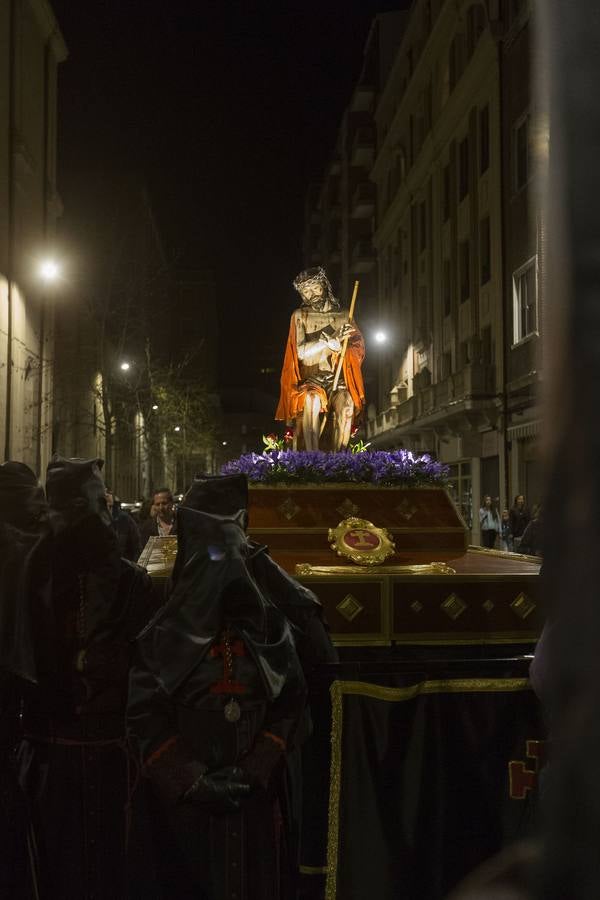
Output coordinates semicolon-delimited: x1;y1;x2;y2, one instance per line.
221;449;449;487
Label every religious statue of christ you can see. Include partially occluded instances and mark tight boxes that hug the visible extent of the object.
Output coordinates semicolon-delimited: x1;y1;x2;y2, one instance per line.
276;267;365;451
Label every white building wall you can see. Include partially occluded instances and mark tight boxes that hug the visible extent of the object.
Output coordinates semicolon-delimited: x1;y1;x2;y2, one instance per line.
0;0;67;471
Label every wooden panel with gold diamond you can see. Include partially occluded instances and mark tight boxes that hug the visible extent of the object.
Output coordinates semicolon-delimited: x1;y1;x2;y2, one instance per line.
391;576;542;644
299;576;389;646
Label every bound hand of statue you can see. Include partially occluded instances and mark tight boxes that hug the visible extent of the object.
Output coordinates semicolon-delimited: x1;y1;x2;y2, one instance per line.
183;765;251;813
320;330;341;352
336;322;354;342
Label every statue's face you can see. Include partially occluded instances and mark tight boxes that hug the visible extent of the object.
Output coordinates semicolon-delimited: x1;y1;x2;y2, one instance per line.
298;280;325;305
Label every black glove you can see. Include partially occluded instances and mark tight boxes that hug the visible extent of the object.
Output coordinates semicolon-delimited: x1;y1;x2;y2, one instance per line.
183;765;250;814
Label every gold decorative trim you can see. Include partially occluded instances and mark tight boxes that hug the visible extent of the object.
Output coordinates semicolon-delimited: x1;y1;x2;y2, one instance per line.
389;631;539;645
277;496;301;521
410;599;424;614
395;498;419;520
511;592;537;620
326;678;531;899
336;497;360;518
467;544;542;564
251;525;465;534
328;517;395;566
249;483;449;491
440;593;467;620
482;598;495;612
336;594;364;623
295;562;456;576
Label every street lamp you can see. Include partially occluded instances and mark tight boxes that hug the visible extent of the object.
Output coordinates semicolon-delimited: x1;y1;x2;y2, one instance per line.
152;404;159;411
374;330;388;345
174;425;181;433
120;361;131;371
39;259;61;282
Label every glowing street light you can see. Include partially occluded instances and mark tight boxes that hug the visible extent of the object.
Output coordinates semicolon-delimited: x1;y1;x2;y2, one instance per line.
222;441;228;446
152;404;159;410
374;330;388;345
174;425;181;433
39;259;61;282
120;361;131;371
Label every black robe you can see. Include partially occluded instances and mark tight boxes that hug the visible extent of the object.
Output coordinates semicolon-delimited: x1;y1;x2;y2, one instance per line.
18;518;157;900
128;507;308;900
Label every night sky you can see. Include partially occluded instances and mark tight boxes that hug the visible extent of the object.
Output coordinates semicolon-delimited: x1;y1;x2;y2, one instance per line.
52;0;408;388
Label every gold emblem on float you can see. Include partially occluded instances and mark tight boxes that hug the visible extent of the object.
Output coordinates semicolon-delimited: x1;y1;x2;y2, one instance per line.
328;516;395;566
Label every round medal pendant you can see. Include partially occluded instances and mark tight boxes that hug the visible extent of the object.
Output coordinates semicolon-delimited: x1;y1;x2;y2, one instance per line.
224;698;241;723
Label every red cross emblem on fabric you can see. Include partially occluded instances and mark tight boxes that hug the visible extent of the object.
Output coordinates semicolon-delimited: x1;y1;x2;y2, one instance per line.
209;632;247;695
509;740;546;799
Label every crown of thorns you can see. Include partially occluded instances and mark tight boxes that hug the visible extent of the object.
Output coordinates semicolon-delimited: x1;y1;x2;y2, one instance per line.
292;267;330;292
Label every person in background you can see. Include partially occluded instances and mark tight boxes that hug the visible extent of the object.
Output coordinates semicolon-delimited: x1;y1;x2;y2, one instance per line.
138;488;177;547
509;495;531;550
106;487;142;562
479;495;500;549
501;508;513;552
519;504;543;557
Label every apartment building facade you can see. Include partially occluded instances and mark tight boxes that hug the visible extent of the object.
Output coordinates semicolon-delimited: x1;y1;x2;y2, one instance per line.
0;0;67;471
305;0;542;539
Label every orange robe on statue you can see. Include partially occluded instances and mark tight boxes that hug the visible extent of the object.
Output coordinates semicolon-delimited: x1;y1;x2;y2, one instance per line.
275;314;366;423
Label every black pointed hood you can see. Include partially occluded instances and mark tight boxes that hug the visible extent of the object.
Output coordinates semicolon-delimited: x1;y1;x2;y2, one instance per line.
45;455;111;533
182;473;249;520
138;506;303;702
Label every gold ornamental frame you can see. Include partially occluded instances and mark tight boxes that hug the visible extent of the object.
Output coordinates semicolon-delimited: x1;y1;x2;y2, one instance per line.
328;516;395;566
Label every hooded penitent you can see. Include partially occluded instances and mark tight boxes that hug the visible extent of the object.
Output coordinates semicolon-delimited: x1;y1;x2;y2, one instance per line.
180;471;336;670
0;462;51;683
137;506;306;745
19;456;155;900
44;455;126;664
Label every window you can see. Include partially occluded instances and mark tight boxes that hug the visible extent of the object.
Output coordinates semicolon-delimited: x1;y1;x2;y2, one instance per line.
442;164;451;222
459;240;470;302
443;258;452;316
514;114;530;190
480;216;491;284
513;257;538;343
479;104;490;173
459;137;469;200
419;202;427;252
